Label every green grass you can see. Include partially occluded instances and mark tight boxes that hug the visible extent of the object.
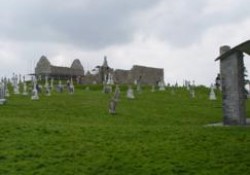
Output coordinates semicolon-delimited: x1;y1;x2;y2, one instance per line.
0;86;250;175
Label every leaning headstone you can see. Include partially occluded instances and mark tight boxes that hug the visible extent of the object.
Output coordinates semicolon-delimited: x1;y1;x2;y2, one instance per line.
127;86;135;99
109;85;120;114
209;84;216;100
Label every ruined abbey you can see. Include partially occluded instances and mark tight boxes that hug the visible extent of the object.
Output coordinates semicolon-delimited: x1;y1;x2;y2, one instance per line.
35;56;164;85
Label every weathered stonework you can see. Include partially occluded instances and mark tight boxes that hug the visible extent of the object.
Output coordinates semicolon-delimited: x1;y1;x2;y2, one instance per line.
35;56;164;85
35;56;84;79
215;42;249;125
82;57;164;85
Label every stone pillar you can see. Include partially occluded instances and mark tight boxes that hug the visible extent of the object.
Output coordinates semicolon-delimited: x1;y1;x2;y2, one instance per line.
219;46;246;125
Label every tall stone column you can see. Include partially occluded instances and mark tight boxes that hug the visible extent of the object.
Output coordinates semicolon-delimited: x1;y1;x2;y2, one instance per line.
219;46;246;125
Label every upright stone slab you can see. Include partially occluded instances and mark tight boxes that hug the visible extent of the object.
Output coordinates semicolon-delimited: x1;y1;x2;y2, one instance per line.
216;44;247;125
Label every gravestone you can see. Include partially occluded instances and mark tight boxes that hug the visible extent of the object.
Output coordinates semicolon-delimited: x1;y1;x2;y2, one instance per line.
31;77;39;100
127;85;135;99
158;79;165;91
109;85;120;114
190;88;195;98
209;84;216;100
0;82;7;104
5;86;10;97
50;78;54;90
109;98;117;114
57;80;63;93
215;40;250;125
13;74;20;95
69;78;74;94
44;76;51;96
22;76;28;96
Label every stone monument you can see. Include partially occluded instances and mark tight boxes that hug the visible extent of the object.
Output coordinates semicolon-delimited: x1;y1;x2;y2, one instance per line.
22;76;28;96
0;82;7;105
209;84;216;100
109;85;120;115
127;86;135;99
44;76;51;96
215;40;250;125
31;77;39;100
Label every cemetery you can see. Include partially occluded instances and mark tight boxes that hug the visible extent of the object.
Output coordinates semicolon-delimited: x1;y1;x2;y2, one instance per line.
0;41;250;175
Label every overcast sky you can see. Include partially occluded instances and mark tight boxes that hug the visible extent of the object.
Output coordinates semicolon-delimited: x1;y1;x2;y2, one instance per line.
1;0;250;86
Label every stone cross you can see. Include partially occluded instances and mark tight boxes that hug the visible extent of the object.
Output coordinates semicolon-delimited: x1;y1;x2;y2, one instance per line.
215;40;250;125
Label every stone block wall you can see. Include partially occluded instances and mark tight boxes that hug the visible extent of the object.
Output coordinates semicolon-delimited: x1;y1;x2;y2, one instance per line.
220;51;246;125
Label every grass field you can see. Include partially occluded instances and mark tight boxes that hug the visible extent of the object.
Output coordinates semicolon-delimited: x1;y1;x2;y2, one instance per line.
0;85;250;175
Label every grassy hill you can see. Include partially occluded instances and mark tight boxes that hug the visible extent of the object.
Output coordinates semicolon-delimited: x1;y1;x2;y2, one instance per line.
0;85;250;175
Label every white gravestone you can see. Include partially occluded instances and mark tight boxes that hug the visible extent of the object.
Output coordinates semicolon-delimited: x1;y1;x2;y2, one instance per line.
0;82;7;104
209;84;216;100
13;74;20;95
158;80;165;91
127;86;135;99
31;78;39;100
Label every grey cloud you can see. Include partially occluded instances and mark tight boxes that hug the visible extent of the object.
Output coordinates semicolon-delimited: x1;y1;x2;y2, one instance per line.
0;0;161;49
135;0;250;48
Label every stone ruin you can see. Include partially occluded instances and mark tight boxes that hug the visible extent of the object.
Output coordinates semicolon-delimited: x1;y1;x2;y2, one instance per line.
215;40;250;125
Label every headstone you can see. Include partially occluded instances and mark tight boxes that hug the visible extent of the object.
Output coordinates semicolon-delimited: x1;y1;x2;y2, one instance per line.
22;76;28;96
109;85;120;114
5;86;10;97
127;86;135;99
44;76;51;96
57;80;63;93
13;74;20;95
69;78;74;94
158;80;165;91
4;78;10;97
50;78;54;91
31;77;39;100
190;88;195;98
0;82;7;104
209;84;216;100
